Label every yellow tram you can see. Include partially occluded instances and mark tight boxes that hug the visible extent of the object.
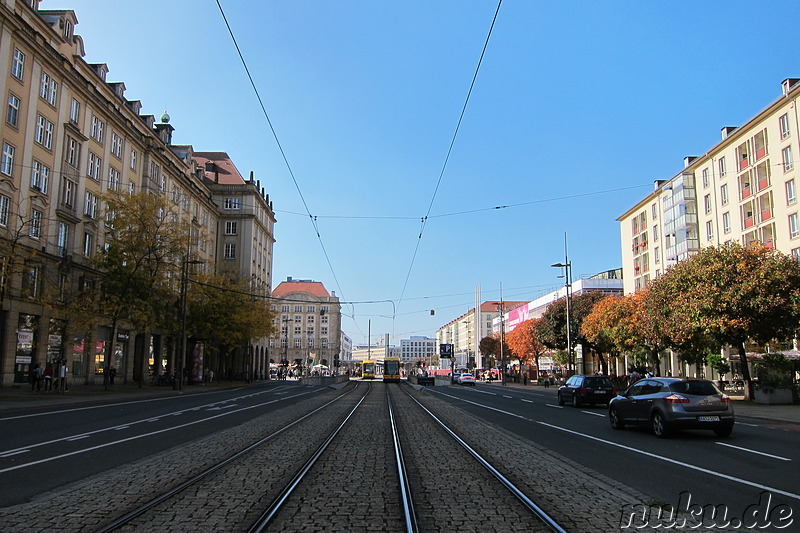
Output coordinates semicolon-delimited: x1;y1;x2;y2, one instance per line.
361;360;375;379
383;357;401;383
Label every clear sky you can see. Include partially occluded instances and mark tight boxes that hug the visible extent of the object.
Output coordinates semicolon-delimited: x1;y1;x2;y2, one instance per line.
54;0;800;345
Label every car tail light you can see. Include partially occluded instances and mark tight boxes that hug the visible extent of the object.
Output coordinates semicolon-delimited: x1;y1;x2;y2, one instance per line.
663;394;690;404
720;395;730;403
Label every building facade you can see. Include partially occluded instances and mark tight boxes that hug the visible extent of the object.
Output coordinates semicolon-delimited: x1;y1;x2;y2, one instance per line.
399;336;436;367
619;78;800;295
269;278;341;370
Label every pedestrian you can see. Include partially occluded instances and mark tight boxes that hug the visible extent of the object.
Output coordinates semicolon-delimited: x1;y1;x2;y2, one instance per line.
43;363;54;392
629;369;641;384
208;369;214;384
30;363;40;392
109;367;117;385
58;361;69;393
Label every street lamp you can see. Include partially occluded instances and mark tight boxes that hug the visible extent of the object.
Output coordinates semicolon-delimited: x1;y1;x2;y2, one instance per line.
177;257;203;390
551;261;573;375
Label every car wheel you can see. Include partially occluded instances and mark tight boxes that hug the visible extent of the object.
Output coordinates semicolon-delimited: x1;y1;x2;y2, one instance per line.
572;393;580;407
609;407;625;430
713;425;733;438
558;393;564;406
652;411;671;438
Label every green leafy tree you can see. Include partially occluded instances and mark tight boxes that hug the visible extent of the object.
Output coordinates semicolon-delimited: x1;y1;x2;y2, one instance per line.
647;242;800;396
537;291;607;371
706;353;731;380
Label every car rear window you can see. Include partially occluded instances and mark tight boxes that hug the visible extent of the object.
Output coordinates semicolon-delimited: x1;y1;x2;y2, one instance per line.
669;381;719;395
584;377;612;387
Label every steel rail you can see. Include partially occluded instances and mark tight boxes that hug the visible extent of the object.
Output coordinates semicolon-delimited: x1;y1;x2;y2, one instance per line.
247;382;372;533
93;383;359;533
404;389;568;533
387;390;419;533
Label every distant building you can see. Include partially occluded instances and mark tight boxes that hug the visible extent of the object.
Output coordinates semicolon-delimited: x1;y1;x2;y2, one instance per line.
340;331;353;364
269;278;341;368
400;336;437;367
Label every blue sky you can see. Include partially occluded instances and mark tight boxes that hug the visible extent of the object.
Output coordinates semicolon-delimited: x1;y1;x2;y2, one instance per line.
55;0;800;345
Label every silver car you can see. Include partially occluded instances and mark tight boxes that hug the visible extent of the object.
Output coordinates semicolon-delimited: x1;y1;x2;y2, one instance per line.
608;378;735;438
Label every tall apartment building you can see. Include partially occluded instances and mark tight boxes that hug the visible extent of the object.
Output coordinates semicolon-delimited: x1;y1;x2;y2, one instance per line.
619;78;800;295
436;301;526;369
270;278;341;369
0;2;274;387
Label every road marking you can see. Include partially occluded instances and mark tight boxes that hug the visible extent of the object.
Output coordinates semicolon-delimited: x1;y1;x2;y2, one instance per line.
66;435;89;441
472;390;496;395
715;442;791;461
546;404;564;409
521;399;534;403
581;410;605;417
207;404;238;411
0;450;29;458
537;420;800;502
735;421;759;427
114;426;129;430
502;395;513;399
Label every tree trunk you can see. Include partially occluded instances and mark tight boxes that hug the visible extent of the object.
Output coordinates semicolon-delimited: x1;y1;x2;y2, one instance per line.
103;318;118;391
737;341;753;399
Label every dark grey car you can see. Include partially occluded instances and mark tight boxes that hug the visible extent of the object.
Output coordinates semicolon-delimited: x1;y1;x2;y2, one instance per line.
557;375;615;407
608;378;735;438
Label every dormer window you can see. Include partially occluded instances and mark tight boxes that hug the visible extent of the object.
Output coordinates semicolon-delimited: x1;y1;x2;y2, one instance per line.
63;19;72;40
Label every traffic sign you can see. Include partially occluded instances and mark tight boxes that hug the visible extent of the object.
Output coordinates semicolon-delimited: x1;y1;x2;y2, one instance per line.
439;343;453;358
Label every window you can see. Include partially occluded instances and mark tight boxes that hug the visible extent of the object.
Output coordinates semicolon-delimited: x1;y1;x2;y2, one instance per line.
294;326;301;336
29;208;42;238
87;152;101;181
651;204;657;220
108;167;120;191
652;225;658;241
294;339;301;348
225;221;237;235
6;94;20;127
90;115;104;142
793;248;800;262
720;184;729;205
295;306;303;313
790;213;800;239
281;305;289;313
702;168;709;188
706;220;714;241
224;197;240;209
56;222;69;256
35;115;54;149
11;49;24;80
704;194;712;214
224;243;236;259
31;160;50;193
84;191;97;218
1;143;15;175
83;232;94;257
24;266;40;298
130;149;137;170
307;305;316;313
110;132;122;158
718;156;726;177
783;146;794;172
70;99;80;124
65;137;80;167
780;113;791;140
654;246;660;264
787;180;797;205
0;194;9;226
40;72;57;106
61;178;75;207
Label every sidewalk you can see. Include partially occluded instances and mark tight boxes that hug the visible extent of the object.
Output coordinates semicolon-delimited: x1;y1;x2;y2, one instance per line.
482;379;800;425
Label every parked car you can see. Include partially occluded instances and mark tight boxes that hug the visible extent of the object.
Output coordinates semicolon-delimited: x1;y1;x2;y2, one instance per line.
608;378;734;438
452;373;461;384
557;375;615;407
458;373;476;386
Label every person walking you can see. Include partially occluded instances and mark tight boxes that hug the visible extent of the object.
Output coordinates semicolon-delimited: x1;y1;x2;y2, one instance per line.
57;361;69;393
43;363;54;392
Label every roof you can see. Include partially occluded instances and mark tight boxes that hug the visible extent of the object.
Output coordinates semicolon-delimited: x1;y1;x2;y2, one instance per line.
193;152;246;185
480;301;527;313
272;280;331;298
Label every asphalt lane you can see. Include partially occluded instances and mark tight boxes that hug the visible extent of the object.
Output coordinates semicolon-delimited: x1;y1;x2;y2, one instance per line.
430;383;800;521
0;382;325;506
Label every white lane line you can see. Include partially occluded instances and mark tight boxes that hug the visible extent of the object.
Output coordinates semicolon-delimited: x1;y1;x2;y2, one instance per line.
537;421;800;502
0;450;30;458
114;426;130;430
0;389;321;474
521;399;534;403
502;395;513;399
715;442;791;461
735;421;759;427
66;435;90;441
546;404;564;409
472;390;496;395
581;410;605;417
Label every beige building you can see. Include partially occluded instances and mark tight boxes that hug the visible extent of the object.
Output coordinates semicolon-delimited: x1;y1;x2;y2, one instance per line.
619;77;800;296
269;278;341;370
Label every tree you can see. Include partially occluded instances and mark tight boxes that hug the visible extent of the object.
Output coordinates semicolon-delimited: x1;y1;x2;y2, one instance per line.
537;291;607;371
647;242;800;397
186;273;274;379
70;192;190;389
505;318;548;374
581;295;629;375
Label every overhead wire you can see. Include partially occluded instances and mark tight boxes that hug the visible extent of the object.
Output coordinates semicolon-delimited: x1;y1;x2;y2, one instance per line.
397;0;503;308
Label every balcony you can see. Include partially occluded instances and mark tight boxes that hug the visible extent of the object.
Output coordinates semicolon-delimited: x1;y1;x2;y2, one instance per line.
744;217;755;229
758;177;770;191
760;209;772;221
741;186;752;199
739;157;749;171
756;147;766;160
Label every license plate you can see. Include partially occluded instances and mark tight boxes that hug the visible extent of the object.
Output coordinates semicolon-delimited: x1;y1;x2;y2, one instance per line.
697;416;720;422
594;391;606;394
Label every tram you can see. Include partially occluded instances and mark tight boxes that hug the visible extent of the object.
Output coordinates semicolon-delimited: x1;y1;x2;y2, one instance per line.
362;360;375;379
383;357;401;383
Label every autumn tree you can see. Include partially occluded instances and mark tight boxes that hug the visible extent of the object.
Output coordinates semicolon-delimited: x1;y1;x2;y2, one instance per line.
581;295;629;375
505;318;548;374
537;291;607;371
647;242;800;396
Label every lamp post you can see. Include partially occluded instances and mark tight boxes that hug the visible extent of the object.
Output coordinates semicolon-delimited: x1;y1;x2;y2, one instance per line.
176;257;203;390
551;260;573;375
